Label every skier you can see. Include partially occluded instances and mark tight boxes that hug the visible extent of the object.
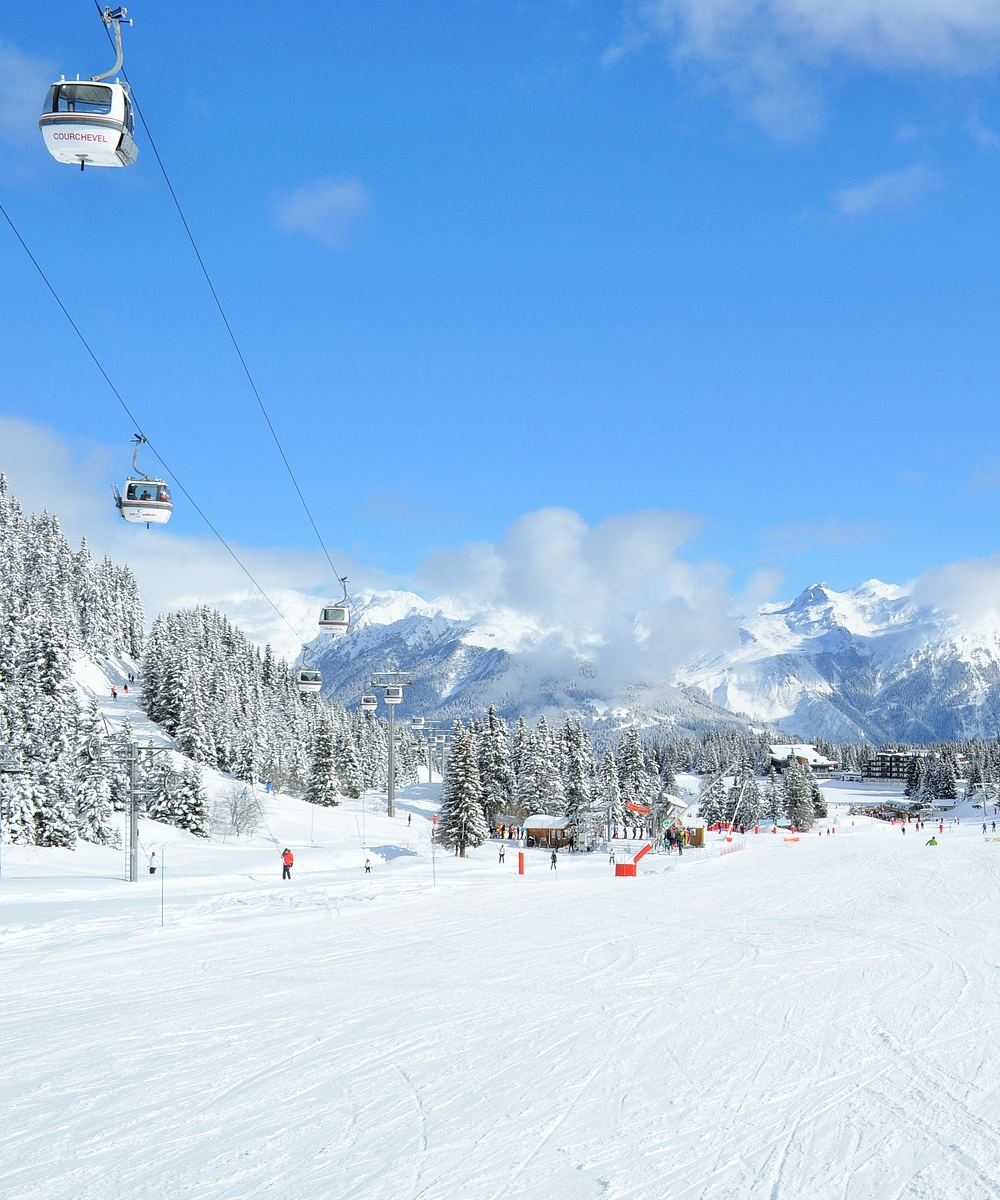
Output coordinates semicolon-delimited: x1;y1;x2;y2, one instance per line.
281;848;294;880
365;858;371;874
498;845;505;864
926;836;938;846
148;851;157;875
110;687;117;701
550;850;557;870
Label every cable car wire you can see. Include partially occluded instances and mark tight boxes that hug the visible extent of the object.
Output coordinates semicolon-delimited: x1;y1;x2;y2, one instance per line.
96;9;358;622
0;197;314;656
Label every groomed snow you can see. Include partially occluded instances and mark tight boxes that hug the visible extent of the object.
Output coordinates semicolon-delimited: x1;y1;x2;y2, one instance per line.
3;778;1000;1200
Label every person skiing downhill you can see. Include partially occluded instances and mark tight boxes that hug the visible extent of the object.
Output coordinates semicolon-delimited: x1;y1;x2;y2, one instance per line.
550;850;557;870
281;848;294;880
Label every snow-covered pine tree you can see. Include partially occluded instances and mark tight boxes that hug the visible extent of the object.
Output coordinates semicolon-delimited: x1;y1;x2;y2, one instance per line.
306;714;342;807
174;765;210;837
618;725;654;813
698;772;727;827
73;699;118;846
782;764;815;830
561;718;594;824
764;766;784;824
725;760;763;829
477;705;516;823
334;723;363;799
598;748;623;825
437;722;488;857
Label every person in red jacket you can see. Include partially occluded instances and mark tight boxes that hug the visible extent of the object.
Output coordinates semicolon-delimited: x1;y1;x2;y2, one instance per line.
281;848;294;880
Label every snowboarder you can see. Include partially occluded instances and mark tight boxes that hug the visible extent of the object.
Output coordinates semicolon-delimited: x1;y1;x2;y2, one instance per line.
281;848;294;880
498;845;505;864
550;850;557;870
148;851;157;875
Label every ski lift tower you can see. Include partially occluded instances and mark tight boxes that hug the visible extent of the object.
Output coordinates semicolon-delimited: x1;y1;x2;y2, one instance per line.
369;672;412;818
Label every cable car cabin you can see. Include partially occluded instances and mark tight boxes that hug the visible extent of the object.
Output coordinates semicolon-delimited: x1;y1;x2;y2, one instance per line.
116;478;172;525
297;668;322;695
383;686;404;706
318;605;350;636
410;716;425;730
360;694;378;713
39;79;138;168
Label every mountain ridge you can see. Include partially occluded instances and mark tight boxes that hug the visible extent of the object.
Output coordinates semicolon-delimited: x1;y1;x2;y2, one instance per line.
302;579;1000;743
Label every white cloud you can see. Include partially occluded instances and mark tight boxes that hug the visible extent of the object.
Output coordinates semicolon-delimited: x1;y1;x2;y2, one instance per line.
273;177;371;250
415;506;741;690
911;556;1000;627
607;1;1000;135
831;165;939;216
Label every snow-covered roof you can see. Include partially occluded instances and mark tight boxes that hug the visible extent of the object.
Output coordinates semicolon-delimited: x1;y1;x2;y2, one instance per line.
522;815;573;829
770;743;837;767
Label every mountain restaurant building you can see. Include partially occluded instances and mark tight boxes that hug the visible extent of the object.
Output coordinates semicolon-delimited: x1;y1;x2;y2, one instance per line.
522;816;574;848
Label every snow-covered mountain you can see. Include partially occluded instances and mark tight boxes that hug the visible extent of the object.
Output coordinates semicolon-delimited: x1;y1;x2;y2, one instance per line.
678;580;1000;742
306;590;752;740
305;581;1000;743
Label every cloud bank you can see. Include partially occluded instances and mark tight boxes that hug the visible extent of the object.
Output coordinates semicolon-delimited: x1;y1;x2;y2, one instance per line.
415;507;742;691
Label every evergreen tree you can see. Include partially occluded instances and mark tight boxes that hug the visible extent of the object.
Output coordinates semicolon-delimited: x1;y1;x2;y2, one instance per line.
782;764;815;830
438;723;488;857
598;749;623;825
478;705;516;822
73;700;118;846
698;773;727;827
306;717;342;807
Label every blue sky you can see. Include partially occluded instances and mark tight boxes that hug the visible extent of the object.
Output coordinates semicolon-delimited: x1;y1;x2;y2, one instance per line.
4;1;1000;653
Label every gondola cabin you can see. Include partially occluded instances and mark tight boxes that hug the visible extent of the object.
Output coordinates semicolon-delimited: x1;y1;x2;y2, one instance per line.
297;668;322;694
39;79;138;168
383;686;404;706
360;694;377;713
116;478;172;524
410;716;425;730
318;604;350;636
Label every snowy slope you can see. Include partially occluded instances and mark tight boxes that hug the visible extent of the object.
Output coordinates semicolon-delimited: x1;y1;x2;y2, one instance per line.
3;782;1000;1200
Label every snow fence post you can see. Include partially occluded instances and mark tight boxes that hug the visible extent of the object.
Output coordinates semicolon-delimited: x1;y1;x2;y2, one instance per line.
518;851;525;876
